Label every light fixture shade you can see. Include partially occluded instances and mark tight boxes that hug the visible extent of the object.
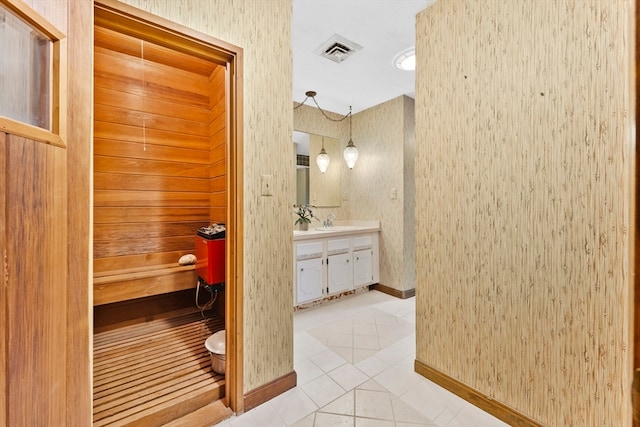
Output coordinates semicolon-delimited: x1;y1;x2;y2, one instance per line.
316;147;330;173
394;48;416;71
343;140;358;169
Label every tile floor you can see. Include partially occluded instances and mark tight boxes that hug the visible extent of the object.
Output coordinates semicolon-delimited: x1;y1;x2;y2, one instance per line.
214;290;509;427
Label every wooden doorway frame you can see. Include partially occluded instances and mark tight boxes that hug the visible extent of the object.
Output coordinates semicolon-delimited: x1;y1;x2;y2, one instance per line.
94;0;244;414
633;3;639;426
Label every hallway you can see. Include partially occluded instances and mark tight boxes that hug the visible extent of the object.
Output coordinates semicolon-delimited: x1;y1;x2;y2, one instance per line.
215;290;508;426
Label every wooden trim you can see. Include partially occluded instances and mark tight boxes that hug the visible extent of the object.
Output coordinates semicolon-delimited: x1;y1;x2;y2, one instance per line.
0;112;65;149
65;0;93;424
243;371;296;413
630;3;638;425
370;283;415;299
95;0;237;66
0;132;7;427
0;0;67;147
634;369;640;427
52;31;67;140
414;359;544;427
1;0;65;39
226;46;244;413
162;400;232;427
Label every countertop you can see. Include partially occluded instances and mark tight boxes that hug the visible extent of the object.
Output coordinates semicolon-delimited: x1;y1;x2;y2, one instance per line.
293;220;380;241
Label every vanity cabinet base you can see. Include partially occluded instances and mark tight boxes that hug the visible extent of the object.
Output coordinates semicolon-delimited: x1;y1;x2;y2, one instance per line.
293;230;379;307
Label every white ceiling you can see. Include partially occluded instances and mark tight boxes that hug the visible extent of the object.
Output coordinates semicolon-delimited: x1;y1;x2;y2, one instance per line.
292;0;436;116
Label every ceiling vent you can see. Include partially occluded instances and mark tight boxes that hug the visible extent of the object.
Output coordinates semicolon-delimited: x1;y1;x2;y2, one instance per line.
315;34;362;64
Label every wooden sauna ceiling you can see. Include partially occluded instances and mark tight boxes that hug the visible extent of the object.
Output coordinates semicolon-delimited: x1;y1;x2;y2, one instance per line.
95;26;221;76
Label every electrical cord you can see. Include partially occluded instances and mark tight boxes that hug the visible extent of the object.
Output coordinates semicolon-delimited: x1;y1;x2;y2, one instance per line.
195;279;217;318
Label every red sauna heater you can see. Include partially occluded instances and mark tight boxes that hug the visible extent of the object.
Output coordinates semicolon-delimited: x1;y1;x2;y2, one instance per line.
195;224;225;286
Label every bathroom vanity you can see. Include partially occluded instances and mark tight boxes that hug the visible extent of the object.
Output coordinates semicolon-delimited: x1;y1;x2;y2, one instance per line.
293;221;380;306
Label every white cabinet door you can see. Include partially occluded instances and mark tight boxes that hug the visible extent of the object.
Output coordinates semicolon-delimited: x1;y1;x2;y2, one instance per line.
353;249;373;287
296;257;324;304
328;253;352;295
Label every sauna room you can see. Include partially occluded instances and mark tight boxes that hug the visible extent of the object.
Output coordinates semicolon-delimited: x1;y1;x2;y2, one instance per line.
90;5;236;425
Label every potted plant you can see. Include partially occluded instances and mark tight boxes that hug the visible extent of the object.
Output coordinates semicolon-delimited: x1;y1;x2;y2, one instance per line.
293;204;315;231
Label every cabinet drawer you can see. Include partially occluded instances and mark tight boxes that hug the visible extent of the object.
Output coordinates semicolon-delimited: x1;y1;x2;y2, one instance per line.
327;238;350;255
296;241;324;261
353;235;372;251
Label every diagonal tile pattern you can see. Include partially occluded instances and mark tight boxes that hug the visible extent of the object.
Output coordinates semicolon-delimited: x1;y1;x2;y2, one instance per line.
307;307;414;366
214;290;509;427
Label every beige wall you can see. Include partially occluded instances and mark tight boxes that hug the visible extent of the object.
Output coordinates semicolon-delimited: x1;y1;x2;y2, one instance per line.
294;97;416;292
119;0;294;393
415;1;634;425
348;96;416;292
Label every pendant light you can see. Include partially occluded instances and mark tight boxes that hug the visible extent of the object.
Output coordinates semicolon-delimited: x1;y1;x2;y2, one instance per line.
316;137;330;173
294;90;360;170
343;106;358;169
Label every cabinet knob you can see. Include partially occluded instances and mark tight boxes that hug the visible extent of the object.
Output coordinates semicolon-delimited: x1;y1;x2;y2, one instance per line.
300;268;304;272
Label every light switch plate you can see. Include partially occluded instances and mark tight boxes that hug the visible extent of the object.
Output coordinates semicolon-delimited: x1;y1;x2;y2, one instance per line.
391;188;397;199
261;174;273;196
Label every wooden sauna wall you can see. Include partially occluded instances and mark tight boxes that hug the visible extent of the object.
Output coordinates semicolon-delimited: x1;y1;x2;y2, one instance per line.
93;25;227;308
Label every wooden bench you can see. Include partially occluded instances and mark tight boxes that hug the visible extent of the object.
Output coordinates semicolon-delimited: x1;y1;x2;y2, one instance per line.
93;264;198;306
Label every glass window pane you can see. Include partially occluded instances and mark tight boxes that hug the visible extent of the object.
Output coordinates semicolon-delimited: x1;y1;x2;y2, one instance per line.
0;3;52;130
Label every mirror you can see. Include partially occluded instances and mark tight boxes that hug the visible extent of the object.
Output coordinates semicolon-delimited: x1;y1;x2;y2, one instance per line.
294;131;341;207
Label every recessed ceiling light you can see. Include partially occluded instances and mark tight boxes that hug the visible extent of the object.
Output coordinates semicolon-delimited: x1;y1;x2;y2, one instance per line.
394;48;416;71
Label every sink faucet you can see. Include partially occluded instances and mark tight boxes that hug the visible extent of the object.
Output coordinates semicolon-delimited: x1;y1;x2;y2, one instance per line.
323;213;336;228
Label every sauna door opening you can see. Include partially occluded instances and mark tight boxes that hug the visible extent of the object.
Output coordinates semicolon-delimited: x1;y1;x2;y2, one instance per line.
92;0;244;423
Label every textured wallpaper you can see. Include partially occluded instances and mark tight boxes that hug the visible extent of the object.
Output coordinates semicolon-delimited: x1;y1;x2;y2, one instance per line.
119;0;294;393
295;98;416;292
347;96;416;292
415;1;633;425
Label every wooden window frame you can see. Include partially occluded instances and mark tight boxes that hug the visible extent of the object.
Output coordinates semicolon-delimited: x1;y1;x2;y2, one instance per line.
0;0;66;148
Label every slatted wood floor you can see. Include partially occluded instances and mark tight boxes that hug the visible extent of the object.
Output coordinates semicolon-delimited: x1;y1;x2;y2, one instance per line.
93;312;226;426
